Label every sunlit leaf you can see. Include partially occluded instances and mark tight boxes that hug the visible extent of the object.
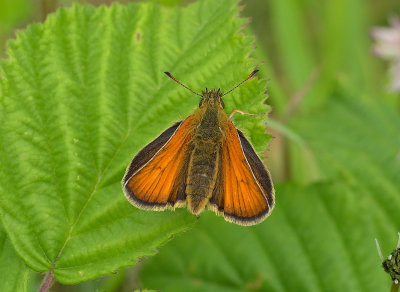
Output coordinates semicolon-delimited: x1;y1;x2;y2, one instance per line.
0;0;269;284
0;227;31;292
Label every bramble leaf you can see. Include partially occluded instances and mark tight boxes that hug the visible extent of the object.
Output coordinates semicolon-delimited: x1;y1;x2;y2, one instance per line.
0;0;269;284
0;227;31;292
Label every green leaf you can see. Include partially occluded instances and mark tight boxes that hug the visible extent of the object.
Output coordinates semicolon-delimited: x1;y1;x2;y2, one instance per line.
0;0;270;284
0;227;31;292
0;0;32;32
292;93;400;236
139;182;394;292
138;86;400;291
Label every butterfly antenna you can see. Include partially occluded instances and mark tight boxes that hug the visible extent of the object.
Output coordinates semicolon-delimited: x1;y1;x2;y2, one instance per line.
164;72;202;97
222;69;259;97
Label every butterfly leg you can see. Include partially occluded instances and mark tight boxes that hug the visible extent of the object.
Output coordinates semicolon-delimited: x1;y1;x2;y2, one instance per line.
229;109;265;119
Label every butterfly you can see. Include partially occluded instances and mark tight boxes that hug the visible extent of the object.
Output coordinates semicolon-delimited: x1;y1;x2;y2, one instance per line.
122;70;274;225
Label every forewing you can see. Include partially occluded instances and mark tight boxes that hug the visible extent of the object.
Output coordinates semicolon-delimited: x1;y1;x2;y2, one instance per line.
209;121;273;225
237;129;274;210
123;115;195;210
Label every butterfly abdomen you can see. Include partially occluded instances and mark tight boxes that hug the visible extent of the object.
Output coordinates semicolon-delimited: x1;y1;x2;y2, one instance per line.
186;106;223;214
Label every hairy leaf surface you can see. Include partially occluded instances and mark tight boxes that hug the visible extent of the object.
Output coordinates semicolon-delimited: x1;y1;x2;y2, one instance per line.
0;0;269;283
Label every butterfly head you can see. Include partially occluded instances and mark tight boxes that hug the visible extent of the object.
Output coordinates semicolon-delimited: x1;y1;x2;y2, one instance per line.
164;70;258;111
199;88;225;109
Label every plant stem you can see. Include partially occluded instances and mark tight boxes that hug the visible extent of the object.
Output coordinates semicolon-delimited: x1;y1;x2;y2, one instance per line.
391;282;399;292
38;272;54;292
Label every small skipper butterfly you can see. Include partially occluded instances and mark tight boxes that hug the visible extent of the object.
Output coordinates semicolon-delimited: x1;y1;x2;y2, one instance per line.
122;70;275;225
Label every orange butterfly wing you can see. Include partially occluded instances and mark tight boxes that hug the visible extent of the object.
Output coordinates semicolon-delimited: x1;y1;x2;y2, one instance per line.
209;120;274;225
123;115;195;210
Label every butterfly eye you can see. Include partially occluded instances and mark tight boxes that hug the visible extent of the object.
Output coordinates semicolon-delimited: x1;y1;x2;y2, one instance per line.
199;98;203;107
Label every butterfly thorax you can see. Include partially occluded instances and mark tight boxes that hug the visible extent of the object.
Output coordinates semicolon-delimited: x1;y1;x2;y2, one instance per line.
186;91;228;214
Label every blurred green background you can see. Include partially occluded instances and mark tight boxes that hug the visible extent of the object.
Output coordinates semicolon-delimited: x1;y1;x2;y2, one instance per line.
1;0;400;291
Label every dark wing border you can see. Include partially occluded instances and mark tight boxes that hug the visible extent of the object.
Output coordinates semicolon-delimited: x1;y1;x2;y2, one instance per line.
237;130;275;210
122;121;181;186
122;121;190;209
208;127;274;226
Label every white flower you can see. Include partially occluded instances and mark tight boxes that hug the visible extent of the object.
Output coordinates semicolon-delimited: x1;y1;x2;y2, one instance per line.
372;17;400;92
